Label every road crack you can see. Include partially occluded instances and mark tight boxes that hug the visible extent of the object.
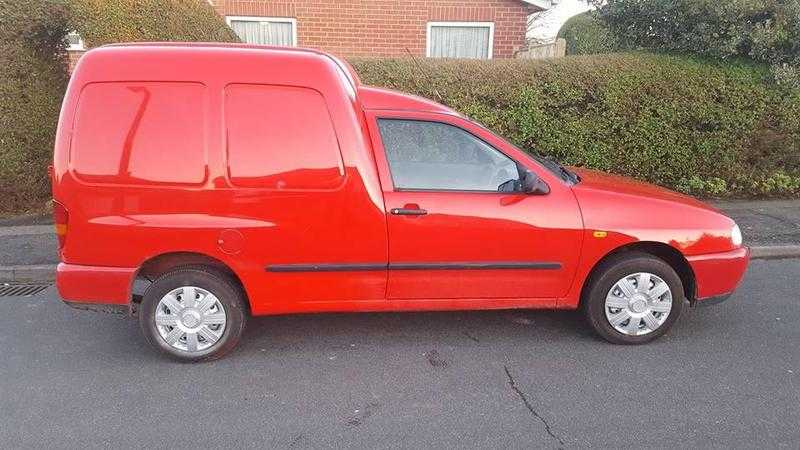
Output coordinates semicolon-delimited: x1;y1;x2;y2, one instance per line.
503;365;565;448
462;331;480;343
425;349;448;368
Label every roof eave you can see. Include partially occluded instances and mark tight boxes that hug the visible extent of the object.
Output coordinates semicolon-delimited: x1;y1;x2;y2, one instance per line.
520;0;552;11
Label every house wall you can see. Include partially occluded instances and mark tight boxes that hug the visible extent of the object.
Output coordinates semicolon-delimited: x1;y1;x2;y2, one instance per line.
67;50;83;70
212;0;531;58
66;0;533;71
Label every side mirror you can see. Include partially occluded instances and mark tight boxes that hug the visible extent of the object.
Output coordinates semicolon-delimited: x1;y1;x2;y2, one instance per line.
520;168;550;195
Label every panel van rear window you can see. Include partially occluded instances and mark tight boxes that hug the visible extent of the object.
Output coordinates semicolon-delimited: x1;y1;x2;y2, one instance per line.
71;82;207;185
224;84;344;190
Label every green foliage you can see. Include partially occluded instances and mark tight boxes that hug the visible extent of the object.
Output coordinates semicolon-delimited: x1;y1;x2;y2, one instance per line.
557;11;621;56
597;0;800;87
0;0;70;214
68;0;239;46
351;53;800;198
0;0;239;215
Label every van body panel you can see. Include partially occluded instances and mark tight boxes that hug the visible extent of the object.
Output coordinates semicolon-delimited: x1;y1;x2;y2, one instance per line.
54;45;389;313
56;263;136;305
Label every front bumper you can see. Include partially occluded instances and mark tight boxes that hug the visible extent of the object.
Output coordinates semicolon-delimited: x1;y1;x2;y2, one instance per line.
686;247;750;304
695;292;734;307
56;263;136;306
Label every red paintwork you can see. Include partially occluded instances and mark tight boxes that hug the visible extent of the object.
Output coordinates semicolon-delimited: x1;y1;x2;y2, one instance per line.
52;43;749;314
56;263;136;304
686;248;750;299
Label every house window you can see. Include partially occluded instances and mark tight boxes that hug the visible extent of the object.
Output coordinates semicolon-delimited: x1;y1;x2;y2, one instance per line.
226;16;297;46
66;31;85;51
426;22;494;59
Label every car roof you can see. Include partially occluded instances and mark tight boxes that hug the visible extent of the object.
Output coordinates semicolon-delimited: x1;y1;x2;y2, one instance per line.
97;42;455;115
356;86;456;114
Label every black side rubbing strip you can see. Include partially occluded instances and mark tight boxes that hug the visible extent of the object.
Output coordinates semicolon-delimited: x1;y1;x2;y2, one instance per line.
390;262;561;270
266;263;387;273
265;262;561;272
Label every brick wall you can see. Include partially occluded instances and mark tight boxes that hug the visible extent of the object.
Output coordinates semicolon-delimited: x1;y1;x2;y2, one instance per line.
67;0;533;71
214;0;532;58
67;50;83;71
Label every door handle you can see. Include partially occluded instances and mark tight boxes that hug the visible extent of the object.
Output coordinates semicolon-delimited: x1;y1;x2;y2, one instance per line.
391;207;427;216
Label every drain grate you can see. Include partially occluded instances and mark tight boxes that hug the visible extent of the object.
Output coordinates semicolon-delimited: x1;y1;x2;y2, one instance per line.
0;283;51;297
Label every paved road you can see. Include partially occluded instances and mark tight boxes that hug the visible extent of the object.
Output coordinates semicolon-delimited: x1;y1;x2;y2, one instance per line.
1;259;798;449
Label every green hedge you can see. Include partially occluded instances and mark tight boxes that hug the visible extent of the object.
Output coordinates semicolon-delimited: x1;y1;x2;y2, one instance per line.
0;0;70;215
557;11;621;56
68;0;239;46
351;53;800;198
597;0;800;88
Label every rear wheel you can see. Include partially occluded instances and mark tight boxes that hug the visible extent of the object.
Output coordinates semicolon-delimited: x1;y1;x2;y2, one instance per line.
139;267;247;362
583;253;685;344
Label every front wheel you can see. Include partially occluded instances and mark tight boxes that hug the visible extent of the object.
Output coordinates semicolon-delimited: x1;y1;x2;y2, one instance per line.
583;253;685;344
139;267;247;362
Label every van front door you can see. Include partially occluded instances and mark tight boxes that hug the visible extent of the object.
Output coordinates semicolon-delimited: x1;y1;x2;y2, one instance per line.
366;112;583;306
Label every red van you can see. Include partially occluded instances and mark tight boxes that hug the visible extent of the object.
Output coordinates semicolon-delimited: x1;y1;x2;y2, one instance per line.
52;43;749;361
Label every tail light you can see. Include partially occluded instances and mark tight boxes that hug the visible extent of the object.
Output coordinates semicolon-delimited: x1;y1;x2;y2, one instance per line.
53;200;69;250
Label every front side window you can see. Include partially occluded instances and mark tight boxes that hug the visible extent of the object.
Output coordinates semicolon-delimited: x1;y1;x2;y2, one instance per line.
226;16;296;46
377;119;520;192
426;22;493;59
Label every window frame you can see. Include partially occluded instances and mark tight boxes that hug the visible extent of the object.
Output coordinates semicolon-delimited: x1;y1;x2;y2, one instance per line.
425;21;495;59
66;30;85;51
225;15;298;46
376;118;523;194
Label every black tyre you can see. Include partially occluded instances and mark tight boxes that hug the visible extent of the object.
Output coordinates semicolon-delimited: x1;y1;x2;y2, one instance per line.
139;266;247;362
583;252;685;345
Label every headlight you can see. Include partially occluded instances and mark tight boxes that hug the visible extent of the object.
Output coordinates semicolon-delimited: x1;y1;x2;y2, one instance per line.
731;223;742;247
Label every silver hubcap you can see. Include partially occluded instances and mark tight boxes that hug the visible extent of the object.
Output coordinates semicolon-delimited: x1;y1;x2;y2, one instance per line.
155;286;227;353
604;272;672;336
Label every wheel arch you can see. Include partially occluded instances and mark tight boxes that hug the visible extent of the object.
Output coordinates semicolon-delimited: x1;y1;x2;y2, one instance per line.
130;251;249;313
579;241;696;307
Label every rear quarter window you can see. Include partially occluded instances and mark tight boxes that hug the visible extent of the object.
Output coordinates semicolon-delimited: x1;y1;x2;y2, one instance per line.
224;84;344;190
70;82;207;185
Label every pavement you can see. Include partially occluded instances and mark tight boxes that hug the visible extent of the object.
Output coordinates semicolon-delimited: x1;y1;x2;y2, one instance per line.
1;199;798;282
713;199;800;246
0;258;798;448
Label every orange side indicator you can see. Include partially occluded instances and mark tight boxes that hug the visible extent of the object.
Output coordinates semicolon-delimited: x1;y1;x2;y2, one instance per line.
593;230;607;238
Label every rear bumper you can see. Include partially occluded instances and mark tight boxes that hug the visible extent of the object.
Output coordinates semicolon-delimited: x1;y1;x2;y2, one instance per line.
56;263;136;306
687;247;750;304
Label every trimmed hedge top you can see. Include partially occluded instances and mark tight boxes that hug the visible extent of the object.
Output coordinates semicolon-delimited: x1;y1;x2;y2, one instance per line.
68;0;239;46
351;53;800;198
